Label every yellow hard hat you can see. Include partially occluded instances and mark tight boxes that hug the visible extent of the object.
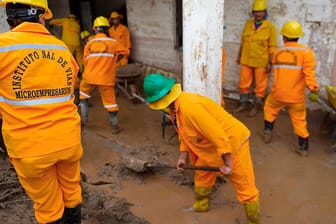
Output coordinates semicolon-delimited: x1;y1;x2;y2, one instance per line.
252;0;267;11
110;11;123;20
0;0;53;19
148;84;182;110
80;30;90;40
280;20;304;38
93;16;110;28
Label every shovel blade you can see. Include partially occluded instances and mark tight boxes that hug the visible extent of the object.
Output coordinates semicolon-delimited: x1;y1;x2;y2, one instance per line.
121;154;149;172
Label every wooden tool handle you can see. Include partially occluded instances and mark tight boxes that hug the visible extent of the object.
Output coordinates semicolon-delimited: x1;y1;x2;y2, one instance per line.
184;165;220;172
148;163;220;172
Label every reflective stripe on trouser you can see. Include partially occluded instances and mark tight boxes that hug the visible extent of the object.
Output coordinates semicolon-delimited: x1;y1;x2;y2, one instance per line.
264;94;309;138
239;65;268;98
194;141;259;203
79;81;119;112
10;145;83;224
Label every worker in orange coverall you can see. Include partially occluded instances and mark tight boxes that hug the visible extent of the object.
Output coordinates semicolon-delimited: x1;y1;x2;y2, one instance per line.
50;14;83;68
0;0;82;223
79;16;129;134
143;74;260;224
235;0;277;117
262;20;319;157
108;11;131;67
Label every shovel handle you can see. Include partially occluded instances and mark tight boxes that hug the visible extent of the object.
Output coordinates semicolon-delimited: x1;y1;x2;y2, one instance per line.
147;163;220;172
184;165;220;172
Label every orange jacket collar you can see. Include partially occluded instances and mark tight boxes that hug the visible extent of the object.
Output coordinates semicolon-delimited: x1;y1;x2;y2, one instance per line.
11;22;51;35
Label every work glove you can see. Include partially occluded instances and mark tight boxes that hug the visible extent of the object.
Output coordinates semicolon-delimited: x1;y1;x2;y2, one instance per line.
309;91;319;102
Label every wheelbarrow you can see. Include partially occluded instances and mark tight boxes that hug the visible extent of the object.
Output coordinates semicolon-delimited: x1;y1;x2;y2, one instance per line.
116;64;143;103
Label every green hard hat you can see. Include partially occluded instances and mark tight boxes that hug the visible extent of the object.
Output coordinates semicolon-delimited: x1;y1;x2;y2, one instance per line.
143;74;175;103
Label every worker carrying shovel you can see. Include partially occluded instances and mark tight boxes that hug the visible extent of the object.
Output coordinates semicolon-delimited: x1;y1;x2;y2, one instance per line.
143;74;260;224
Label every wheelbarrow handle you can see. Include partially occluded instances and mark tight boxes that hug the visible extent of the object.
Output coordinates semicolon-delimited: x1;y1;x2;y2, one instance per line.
147;163;220;172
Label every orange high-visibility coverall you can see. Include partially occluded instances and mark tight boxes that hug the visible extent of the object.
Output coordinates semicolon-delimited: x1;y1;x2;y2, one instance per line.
80;33;129;112
50;17;83;67
239;19;277;98
108;24;131;67
0;22;82;223
264;42;319;138
170;92;259;203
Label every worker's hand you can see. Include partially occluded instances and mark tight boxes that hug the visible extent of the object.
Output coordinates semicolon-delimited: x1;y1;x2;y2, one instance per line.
219;164;232;175
176;158;186;172
309;91;319;102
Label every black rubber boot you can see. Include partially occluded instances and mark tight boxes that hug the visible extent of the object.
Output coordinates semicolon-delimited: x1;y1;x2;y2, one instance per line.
234;94;249;113
63;204;81;224
248;97;263;117
263;120;274;144
109;112;122;134
295;137;309;157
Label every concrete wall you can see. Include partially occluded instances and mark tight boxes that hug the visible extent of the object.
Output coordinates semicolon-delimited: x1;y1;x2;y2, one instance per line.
126;0;182;75
223;0;336;97
0;8;9;33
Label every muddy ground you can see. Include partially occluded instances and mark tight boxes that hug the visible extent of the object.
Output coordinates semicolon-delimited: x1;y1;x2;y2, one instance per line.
1;90;336;224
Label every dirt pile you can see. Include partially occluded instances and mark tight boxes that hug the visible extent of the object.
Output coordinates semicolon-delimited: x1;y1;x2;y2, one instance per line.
82;183;149;224
0;158;33;224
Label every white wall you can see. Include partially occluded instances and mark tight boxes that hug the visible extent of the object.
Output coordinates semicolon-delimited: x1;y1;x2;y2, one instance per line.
223;0;336;95
0;8;10;32
183;0;224;103
126;0;182;74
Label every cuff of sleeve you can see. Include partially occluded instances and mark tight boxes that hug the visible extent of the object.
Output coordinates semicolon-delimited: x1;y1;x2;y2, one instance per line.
180;147;188;152
217;147;232;156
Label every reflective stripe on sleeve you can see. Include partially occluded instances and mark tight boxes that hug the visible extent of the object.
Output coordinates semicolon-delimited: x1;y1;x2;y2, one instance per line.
86;53;115;60
273;65;303;70
0;44;68;53
0;95;72;106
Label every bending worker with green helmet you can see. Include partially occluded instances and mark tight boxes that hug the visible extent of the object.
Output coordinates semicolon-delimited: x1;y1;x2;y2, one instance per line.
143;74;260;224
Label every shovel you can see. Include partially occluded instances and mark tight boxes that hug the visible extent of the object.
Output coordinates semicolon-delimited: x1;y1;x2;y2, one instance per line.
122;154;220;173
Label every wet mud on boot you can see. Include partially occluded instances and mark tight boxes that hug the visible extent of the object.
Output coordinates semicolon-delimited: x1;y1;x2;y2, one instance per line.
248;97;263;117
293;137;309;157
260;121;274;144
234;94;249;113
109;112;123;134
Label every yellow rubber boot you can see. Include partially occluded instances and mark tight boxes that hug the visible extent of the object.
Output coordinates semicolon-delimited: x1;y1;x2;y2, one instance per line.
192;186;212;212
244;200;260;224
